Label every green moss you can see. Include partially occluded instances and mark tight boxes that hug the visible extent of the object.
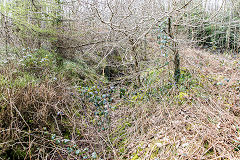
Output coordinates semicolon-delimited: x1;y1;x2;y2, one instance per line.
109;120;133;156
203;140;210;149
60;60;98;84
76;128;82;137
0;75;9;86
131;153;139;160
150;146;160;159
13;73;38;88
142;68;164;85
1;147;26;160
63;130;71;139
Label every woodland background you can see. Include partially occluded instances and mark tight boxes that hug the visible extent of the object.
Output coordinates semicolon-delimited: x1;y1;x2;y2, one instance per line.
0;0;240;159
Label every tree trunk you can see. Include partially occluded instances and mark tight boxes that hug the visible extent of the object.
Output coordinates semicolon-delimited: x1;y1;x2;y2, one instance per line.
168;17;180;83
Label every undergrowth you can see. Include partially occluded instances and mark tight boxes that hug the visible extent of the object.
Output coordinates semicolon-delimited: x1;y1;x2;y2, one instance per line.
0;47;240;159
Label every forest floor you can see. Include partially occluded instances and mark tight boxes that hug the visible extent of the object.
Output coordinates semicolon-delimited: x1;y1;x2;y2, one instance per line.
0;47;240;160
122;47;240;159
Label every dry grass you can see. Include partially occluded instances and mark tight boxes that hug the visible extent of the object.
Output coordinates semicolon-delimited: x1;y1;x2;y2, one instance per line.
107;47;240;159
0;61;108;159
0;47;239;160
